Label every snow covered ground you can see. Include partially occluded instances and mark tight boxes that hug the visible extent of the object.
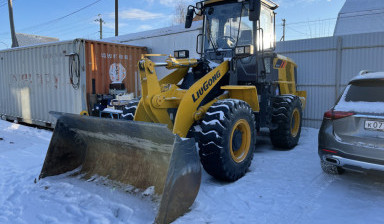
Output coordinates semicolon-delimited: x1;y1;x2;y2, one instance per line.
1;120;384;224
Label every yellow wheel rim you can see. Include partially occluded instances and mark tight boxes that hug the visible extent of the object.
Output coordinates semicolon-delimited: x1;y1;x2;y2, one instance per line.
230;119;251;163
80;110;89;116
291;108;300;137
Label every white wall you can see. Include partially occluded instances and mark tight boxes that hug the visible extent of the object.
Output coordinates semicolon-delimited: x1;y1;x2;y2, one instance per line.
334;0;384;36
105;21;202;79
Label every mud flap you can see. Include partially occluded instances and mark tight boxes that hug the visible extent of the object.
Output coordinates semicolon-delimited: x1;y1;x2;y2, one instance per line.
39;113;201;224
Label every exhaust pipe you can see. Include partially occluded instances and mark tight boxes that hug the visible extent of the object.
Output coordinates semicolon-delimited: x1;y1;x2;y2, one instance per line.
324;156;340;165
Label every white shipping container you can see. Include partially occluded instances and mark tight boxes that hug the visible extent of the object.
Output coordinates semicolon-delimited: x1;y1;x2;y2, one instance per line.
0;40;85;127
0;39;145;128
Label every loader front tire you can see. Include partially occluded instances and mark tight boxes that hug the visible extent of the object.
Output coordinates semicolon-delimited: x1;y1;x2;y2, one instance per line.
122;99;140;120
198;99;256;181
270;95;303;149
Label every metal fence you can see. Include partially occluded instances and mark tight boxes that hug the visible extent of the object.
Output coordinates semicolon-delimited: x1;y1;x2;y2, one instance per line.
108;22;384;128
276;31;384;128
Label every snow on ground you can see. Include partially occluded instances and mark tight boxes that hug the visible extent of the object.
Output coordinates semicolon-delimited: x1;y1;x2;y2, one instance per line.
1;120;384;223
0;121;155;224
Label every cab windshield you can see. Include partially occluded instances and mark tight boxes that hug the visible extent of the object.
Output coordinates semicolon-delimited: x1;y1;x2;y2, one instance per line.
204;2;275;51
205;2;252;50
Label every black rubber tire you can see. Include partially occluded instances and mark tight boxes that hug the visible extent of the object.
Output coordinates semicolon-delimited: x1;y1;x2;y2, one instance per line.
121;99;140;120
320;161;345;175
270;95;303;149
198;99;256;181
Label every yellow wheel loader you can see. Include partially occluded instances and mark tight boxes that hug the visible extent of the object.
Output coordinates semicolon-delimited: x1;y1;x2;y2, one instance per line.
40;0;306;223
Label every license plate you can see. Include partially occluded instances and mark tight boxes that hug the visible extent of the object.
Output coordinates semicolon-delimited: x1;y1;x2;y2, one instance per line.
365;120;384;131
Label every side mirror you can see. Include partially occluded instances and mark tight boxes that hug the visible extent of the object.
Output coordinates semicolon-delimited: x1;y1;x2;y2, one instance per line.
196;2;203;10
185;8;194;28
249;0;261;21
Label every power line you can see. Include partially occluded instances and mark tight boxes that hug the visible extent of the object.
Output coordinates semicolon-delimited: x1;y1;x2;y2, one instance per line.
0;40;9;48
43;24;96;38
0;0;15;8
287;26;308;36
0;0;103;35
26;9;103;36
0;15;99;40
32;17;97;36
25;0;103;30
284;17;336;26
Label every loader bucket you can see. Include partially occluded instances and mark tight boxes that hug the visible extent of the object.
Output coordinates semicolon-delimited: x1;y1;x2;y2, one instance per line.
39;113;201;224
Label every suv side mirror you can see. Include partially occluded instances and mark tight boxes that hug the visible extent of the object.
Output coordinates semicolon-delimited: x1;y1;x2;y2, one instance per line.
185;8;194;28
249;0;261;21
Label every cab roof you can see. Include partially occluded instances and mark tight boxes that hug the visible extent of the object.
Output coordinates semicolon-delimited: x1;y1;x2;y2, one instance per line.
204;0;278;10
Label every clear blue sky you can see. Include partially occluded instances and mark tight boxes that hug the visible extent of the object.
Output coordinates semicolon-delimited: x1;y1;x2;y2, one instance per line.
0;0;345;49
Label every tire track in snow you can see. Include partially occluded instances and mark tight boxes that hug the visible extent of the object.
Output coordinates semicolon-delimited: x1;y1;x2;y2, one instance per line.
0;170;30;224
267;172;340;224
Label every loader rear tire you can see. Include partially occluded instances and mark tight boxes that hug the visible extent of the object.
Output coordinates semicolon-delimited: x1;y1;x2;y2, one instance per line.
198;99;256;181
122;99;140;120
269;95;302;149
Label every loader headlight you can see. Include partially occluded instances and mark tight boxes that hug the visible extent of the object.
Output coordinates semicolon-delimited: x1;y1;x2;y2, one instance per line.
174;50;189;59
235;45;254;56
235;47;244;55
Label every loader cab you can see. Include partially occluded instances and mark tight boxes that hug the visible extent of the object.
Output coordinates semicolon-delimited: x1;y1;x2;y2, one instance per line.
190;0;277;63
186;0;281;129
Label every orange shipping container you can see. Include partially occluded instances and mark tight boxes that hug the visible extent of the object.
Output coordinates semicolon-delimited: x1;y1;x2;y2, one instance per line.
84;40;147;96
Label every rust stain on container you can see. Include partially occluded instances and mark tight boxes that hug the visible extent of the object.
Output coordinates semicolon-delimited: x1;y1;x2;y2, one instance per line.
85;40;146;95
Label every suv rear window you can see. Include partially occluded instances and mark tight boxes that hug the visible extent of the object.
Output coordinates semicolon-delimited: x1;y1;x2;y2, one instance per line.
345;80;384;102
334;79;384;114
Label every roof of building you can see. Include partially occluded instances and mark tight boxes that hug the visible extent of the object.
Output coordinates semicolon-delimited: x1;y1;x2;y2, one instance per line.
16;33;59;47
104;21;202;43
334;0;384;36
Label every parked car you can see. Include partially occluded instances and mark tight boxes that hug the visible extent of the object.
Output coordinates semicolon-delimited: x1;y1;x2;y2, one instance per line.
318;70;384;174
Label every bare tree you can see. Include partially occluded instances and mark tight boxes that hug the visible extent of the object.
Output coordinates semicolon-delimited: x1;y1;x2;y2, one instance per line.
173;0;188;25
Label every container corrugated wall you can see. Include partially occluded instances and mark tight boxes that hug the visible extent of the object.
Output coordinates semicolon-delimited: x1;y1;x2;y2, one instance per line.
0;39;146;128
276;31;384;128
0;40;84;127
84;40;146;95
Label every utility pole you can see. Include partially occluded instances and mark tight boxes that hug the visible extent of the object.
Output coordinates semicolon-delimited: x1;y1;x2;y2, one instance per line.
115;0;118;36
8;0;18;48
280;19;286;42
95;14;105;39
